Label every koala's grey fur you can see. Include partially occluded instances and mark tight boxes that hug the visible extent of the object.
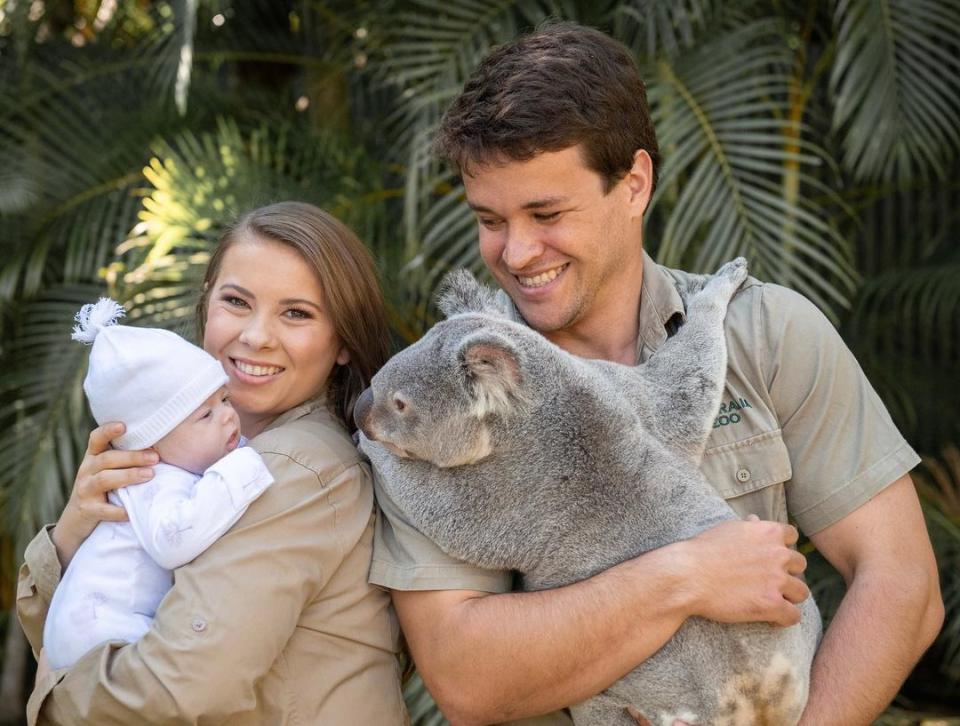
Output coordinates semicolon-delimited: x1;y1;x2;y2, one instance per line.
358;259;821;726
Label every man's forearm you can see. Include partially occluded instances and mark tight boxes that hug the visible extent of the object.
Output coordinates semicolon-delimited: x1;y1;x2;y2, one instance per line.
798;566;944;726
399;518;807;724
400;546;689;724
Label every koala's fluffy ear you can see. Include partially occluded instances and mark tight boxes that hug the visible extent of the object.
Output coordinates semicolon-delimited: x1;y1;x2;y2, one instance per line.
437;269;504;318
459;332;524;417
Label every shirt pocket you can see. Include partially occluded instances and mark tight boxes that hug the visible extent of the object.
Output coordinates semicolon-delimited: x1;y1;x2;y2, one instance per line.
701;430;793;521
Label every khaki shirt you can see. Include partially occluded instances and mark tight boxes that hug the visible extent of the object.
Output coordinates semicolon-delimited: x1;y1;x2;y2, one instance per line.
18;399;407;725
370;252;919;724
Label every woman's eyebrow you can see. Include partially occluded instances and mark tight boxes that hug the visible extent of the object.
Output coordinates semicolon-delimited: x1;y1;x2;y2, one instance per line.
220;283;254;297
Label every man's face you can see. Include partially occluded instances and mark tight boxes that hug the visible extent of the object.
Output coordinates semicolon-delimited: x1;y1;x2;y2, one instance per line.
463;145;651;346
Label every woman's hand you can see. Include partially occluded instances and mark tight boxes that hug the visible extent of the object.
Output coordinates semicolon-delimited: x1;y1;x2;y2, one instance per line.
51;423;158;569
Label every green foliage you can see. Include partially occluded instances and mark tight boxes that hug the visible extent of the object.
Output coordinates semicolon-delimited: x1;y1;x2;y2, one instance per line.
1;0;959;717
830;0;960;183
647;19;856;316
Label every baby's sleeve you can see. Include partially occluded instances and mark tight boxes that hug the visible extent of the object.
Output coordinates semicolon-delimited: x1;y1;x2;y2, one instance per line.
121;448;274;570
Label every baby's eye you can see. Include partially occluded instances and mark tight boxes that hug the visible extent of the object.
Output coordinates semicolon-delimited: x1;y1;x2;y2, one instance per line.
201;410;212;420
222;394;231;405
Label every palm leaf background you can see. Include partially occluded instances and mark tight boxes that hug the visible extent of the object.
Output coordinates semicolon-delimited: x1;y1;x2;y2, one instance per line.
1;0;958;721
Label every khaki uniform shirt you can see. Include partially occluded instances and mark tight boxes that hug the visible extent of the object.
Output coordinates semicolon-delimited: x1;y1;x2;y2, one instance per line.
18;399;408;725
370;252;919;725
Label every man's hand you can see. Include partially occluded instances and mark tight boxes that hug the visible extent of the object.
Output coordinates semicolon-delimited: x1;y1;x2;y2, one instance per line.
672;516;809;626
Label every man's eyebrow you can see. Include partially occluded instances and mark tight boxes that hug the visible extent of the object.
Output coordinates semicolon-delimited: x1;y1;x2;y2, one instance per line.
218;284;323;312
468;196;569;213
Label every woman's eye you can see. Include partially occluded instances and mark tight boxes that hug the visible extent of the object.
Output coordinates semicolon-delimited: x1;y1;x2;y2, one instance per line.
285;308;311;320
223;295;248;308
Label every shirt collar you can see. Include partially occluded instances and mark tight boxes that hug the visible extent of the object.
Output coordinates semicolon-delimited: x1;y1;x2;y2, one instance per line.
635;250;686;363
258;394;330;436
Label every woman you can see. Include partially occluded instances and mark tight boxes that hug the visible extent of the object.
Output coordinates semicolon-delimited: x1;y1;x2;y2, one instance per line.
17;202;407;724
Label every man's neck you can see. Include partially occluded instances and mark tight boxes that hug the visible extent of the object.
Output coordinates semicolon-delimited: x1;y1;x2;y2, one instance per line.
543;276;644;366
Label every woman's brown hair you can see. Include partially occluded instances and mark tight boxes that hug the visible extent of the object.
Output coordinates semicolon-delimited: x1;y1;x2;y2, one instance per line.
197;201;392;432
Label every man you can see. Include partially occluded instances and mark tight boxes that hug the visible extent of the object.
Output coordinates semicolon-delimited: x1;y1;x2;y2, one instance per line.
370;22;943;726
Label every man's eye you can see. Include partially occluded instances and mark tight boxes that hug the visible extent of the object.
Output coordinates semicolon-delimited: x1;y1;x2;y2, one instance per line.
534;211;560;222
478;217;503;230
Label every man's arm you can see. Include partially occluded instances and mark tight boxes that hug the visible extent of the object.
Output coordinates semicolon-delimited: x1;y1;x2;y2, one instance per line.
396;517;809;725
799;474;944;726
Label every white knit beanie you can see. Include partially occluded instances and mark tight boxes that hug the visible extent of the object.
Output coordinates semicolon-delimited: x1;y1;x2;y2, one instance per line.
72;298;228;450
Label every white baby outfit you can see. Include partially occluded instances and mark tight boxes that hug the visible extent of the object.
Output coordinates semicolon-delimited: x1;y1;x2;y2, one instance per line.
43;299;274;669
44;448;273;669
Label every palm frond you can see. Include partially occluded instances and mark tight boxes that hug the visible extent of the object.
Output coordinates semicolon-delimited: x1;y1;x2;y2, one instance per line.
829;0;960;183
117;117;389;331
0;287;103;555
610;0;720;60
647;20;857;320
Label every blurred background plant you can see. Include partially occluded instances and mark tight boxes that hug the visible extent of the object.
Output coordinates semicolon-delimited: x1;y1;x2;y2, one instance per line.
0;0;957;723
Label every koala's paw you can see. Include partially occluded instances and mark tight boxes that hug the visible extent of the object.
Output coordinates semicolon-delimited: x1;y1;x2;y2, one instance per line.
715;256;748;286
698;256;748;302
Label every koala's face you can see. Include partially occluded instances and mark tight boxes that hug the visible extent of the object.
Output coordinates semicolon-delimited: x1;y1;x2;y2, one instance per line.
356;317;525;468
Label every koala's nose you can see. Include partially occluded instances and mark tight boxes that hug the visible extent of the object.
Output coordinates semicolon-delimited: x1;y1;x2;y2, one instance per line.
354;387;373;435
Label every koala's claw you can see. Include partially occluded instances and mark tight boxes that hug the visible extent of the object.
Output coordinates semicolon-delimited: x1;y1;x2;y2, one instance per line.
625;705;653;726
715;256;748;286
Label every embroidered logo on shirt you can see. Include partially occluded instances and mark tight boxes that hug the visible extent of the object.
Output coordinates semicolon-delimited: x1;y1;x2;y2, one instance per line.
713;397;752;428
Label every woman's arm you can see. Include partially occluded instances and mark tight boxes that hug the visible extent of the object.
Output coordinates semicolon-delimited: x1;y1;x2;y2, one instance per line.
51;423;157;569
17;423;157;656
29;456;364;724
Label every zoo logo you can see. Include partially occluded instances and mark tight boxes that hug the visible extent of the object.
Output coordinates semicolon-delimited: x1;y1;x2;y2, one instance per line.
713;398;752;428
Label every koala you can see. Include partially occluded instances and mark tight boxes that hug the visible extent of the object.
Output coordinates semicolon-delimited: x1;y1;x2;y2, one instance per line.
356;258;821;726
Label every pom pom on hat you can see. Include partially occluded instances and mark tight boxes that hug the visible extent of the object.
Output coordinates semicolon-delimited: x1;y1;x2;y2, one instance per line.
71;298;126;344
72;298;228;450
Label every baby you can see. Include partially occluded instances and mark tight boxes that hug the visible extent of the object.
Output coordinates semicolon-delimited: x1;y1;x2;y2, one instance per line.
43;299;274;669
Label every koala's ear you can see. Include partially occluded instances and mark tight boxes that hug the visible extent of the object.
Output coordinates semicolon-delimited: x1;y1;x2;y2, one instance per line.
437;269;503;318
459;332;524;417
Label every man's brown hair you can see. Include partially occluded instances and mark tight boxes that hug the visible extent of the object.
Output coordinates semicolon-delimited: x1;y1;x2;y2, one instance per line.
434;21;660;192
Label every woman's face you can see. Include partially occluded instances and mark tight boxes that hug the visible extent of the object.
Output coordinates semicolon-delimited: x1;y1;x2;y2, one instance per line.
203;234;349;437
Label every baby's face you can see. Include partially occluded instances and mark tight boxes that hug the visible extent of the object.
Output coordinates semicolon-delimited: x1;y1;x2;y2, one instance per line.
154;386;242;474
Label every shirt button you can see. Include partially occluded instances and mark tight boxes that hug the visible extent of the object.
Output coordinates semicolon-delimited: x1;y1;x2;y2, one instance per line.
736;468;751;483
192;617;207;632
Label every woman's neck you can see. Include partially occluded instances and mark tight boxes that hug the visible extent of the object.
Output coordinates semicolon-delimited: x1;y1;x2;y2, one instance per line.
239;411;278;439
